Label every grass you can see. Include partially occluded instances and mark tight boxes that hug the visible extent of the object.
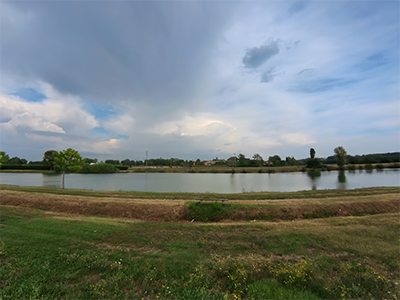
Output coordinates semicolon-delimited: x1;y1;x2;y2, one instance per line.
1;205;399;299
1;186;399;223
1;184;399;200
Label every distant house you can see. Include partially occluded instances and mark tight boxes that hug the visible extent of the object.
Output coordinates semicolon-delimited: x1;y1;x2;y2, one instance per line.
204;157;226;166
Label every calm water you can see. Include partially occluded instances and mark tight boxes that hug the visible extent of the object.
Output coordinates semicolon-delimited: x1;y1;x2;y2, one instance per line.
1;169;399;193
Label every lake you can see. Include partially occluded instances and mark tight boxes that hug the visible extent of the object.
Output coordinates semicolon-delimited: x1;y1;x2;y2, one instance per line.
0;169;399;193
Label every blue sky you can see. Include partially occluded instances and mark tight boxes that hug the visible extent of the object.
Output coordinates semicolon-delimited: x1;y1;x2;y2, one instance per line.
0;1;399;162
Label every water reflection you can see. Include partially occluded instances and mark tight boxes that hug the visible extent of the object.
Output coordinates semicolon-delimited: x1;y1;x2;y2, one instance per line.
337;170;347;189
42;173;61;188
307;170;321;190
0;169;398;193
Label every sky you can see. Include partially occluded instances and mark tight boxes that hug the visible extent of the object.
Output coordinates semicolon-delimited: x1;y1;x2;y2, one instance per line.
0;0;399;162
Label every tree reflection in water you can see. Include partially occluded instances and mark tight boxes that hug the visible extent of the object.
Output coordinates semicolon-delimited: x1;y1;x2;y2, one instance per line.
337;170;347;189
307;170;321;190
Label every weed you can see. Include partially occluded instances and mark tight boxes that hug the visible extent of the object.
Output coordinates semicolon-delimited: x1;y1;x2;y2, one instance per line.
0;241;5;256
265;213;275;220
247;279;319;299
188;202;227;222
326;260;397;299
303;210;335;219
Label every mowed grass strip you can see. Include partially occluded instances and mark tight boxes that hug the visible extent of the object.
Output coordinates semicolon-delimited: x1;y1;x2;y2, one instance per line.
1;184;399;200
1;206;399;300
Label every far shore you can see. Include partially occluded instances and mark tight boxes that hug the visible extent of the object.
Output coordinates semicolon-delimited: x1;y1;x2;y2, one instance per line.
0;162;398;174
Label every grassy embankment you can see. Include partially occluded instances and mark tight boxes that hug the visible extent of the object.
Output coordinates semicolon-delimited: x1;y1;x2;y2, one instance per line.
1;186;399;299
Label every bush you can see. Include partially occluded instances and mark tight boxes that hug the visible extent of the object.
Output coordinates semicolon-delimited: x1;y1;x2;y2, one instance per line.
115;165;128;170
365;163;374;170
79;163;117;173
188;202;227;222
306;158;321;169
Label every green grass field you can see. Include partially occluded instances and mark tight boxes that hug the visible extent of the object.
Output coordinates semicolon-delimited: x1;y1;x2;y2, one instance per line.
1;201;399;299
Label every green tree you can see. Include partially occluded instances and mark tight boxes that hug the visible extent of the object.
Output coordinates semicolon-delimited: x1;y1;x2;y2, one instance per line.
269;155;282;167
307;148;321;169
121;159;134;167
227;156;236;167
54;148;85;189
306;158;321;169
0;151;9;164
84;158;98;164
252;153;263;167
105;159;120;165
310;148;316;159
237;153;247;167
334;146;347;167
195;159;204;166
286;156;297;166
43;150;58;170
7;157;25;164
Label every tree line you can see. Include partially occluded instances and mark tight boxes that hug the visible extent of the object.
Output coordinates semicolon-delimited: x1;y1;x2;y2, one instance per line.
1;148;399;170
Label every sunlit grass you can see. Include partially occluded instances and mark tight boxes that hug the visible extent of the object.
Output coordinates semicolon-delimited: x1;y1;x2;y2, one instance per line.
1;206;399;299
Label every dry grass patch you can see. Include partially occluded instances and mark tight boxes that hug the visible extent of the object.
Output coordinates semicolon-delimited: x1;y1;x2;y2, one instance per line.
1;188;399;222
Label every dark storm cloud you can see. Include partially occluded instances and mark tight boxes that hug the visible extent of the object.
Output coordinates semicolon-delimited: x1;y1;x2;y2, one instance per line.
242;41;280;69
0;1;235;122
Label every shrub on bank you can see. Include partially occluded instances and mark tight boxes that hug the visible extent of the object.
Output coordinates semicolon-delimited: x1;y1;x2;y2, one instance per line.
365;164;374;170
188;202;227;222
115;165;128;170
79;163;117;173
0;164;50;170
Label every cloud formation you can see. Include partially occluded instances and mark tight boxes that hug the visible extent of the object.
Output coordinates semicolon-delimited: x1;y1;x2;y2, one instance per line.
260;67;278;83
0;1;398;162
242;40;280;69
